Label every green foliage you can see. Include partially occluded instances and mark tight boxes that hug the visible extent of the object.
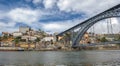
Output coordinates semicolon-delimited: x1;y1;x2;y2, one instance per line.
3;35;8;39
117;35;120;40
0;37;2;41
38;29;44;33
116;43;120;46
100;37;108;42
14;39;19;44
38;29;46;38
13;36;21;44
114;35;120;41
50;39;53;44
15;36;21;39
35;38;40;42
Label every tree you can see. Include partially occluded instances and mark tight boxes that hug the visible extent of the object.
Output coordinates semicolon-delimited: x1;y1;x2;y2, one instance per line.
14;39;19;44
117;35;120;40
100;37;108;42
38;29;46;38
113;35;120;41
50;39;53;44
3;35;8;40
35;37;40;42
0;37;2;41
13;36;21;44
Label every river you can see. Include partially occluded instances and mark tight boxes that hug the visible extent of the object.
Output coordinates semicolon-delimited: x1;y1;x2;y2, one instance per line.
0;50;120;66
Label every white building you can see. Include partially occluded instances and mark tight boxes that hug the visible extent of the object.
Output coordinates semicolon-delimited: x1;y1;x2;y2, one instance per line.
13;32;22;37
29;36;37;41
2;32;10;37
27;30;35;36
41;37;54;41
21;36;29;40
19;26;30;33
21;36;37;41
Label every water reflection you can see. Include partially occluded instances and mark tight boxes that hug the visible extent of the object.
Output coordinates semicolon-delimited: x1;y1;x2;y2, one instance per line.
0;50;119;66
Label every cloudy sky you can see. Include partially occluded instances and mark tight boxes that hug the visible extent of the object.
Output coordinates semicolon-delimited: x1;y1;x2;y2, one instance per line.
0;0;120;34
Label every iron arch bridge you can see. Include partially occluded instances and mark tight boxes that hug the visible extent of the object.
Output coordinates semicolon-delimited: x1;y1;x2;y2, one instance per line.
56;4;120;48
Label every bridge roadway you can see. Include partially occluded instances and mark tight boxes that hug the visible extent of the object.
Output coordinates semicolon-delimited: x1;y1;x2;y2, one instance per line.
77;41;120;47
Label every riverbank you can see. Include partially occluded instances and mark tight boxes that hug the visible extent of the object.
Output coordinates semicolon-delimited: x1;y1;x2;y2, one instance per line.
0;45;120;51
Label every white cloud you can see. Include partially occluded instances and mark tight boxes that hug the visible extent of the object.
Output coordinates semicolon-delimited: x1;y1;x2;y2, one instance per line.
0;22;16;27
57;0;120;16
0;27;18;33
3;8;61;33
43;0;57;9
8;8;39;24
6;8;61;26
7;8;60;24
0;11;8;19
41;19;82;33
0;22;17;33
111;18;119;25
42;23;61;30
0;8;42;33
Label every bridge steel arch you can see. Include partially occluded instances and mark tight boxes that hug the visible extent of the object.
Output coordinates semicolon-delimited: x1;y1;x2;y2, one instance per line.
57;4;120;47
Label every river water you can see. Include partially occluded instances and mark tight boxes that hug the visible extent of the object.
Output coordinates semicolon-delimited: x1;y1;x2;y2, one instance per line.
0;50;120;66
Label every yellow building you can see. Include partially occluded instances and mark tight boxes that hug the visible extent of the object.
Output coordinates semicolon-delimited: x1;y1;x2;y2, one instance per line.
19;44;35;49
80;32;90;44
58;36;63;41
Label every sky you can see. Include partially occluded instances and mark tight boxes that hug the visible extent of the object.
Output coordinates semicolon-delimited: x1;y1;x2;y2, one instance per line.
0;0;120;34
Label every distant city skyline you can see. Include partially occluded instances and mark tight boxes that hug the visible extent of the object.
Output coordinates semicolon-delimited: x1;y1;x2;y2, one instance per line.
0;0;120;34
